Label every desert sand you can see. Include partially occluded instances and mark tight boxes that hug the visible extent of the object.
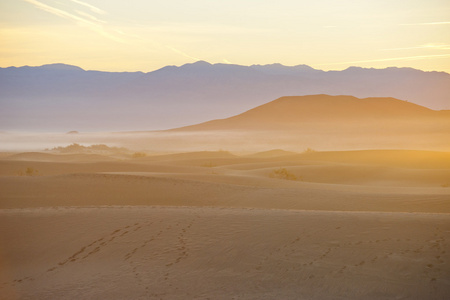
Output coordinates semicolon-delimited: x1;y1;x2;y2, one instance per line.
1;149;449;299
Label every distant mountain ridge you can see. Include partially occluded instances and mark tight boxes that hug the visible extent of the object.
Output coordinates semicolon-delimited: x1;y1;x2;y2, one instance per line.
0;61;449;131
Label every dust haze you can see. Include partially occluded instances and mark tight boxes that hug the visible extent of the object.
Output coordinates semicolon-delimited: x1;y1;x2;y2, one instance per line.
1;95;450;300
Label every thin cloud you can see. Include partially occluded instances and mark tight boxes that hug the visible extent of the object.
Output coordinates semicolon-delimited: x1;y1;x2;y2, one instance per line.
23;0;202;61
120;30;203;62
22;0;123;42
69;0;106;15
23;0;96;25
145;23;272;35
75;10;107;24
320;53;450;66
382;44;450;51
401;21;450;26
165;46;201;61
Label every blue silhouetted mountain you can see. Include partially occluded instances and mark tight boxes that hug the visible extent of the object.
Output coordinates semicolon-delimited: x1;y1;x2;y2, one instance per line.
0;62;448;131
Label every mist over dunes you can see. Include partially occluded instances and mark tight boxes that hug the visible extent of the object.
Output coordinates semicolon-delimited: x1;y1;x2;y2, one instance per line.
0;94;448;153
154;94;449;152
1;61;449;131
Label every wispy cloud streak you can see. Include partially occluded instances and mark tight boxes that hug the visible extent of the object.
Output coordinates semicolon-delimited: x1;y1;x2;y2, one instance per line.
165;46;201;61
22;0;123;42
69;0;106;15
382;44;450;51
321;53;450;66
75;10;107;24
401;21;450;26
22;0;203;61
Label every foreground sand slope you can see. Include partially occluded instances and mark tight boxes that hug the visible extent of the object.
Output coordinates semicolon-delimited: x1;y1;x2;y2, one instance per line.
1;207;449;300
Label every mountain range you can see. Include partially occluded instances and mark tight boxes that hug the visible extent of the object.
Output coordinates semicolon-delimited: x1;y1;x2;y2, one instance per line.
0;61;449;131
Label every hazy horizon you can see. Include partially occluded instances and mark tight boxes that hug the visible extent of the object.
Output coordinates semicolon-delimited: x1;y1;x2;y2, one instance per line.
1;95;449;153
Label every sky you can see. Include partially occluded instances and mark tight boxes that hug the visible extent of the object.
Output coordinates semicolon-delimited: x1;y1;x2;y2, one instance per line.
1;0;450;72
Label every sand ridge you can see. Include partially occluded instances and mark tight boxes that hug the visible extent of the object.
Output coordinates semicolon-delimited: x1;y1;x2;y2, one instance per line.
1;149;449;212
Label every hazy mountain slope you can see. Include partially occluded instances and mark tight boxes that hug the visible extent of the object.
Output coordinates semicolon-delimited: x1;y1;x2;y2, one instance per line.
0;62;449;131
176;95;450;131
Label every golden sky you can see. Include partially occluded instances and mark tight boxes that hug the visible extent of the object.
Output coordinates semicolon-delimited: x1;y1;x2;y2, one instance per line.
1;0;450;72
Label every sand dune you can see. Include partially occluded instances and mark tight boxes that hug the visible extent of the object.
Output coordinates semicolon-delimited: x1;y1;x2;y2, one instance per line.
5;152;118;163
291;150;450;169
1;149;449;211
1;149;449;299
245;149;298;158
2;171;449;213
1;207;449;299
